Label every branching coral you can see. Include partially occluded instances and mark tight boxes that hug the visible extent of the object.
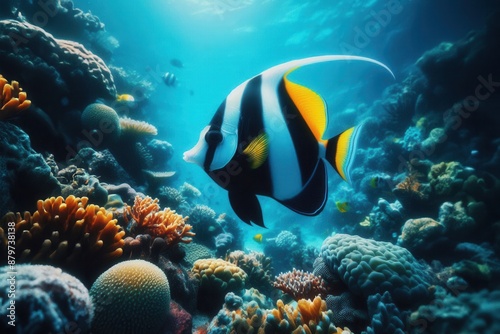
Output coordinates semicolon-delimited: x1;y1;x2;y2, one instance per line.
129;196;194;246
0;195;125;277
274;269;329;301
0;74;31;120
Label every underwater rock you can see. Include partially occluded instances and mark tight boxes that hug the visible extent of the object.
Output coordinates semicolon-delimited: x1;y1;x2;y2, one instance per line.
71;147;135;186
0;264;93;333
0;121;60;215
57;165;108;206
438;201;476;238
409;288;500;334
214;232;234;257
168;301;193;334
158;256;199;313
0;19;116;111
398;217;446;253
90;259;171;334
320;234;436;309
103;182;143;205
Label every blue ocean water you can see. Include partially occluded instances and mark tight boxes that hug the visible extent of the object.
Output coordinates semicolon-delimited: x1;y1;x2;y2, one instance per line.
71;0;497;244
1;1;500;333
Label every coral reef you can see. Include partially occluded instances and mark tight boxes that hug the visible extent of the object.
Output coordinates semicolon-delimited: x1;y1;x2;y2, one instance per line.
368;198;405;242
90;259;171;334
226;250;274;294
326;292;368;333
363;291;408;334
0;264;93;334
207;293;346;334
0;121;60;215
57;165;108;206
128;196;194;246
191;258;247;314
181;241;214;268
0;195;125;281
408;287;500;333
398;217;445;253
0;74;31;120
265;297;342;334
319;234;435;308
274;269;329;301
119;116;158;137
188;204;223;247
0;19;116;111
81;103;121;147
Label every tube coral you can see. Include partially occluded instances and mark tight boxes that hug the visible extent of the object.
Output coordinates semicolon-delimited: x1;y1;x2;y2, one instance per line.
0;74;31;120
0;195;125;277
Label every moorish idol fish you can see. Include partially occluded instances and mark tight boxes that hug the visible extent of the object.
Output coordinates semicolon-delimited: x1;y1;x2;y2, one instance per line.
183;55;393;227
163;72;177;87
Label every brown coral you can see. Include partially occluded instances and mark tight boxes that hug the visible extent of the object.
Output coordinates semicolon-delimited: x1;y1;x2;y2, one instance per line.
129;196;194;246
0;195;124;275
274;269;329;301
0;74;31;120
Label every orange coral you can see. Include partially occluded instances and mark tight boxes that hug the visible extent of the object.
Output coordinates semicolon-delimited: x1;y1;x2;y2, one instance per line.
267;297;341;334
0;74;31;120
0;195;125;273
130;196;194;245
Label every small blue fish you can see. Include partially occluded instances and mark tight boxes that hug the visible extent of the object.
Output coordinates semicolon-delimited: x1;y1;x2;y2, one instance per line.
184;55;393;227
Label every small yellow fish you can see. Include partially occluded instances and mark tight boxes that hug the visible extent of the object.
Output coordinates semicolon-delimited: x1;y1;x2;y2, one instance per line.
253;233;263;243
370;176;382;188
335;201;349;213
116;94;135;102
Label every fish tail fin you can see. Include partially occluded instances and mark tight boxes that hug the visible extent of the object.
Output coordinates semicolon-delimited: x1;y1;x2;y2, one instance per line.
325;123;364;183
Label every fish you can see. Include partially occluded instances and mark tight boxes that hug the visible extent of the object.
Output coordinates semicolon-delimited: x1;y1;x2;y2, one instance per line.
183;55;393;227
163;72;177;87
116;94;135;102
170;58;184;68
369;176;385;188
253;233;263;243
335;201;350;213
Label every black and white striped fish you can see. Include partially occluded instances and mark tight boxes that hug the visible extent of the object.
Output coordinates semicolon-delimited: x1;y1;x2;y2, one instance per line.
183;55;393;227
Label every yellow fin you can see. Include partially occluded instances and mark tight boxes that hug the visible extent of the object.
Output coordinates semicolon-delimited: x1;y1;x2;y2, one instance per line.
243;133;269;169
284;71;327;146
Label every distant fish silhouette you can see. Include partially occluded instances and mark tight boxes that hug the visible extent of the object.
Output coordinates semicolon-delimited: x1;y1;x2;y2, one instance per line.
184;55;393;227
170;58;184;68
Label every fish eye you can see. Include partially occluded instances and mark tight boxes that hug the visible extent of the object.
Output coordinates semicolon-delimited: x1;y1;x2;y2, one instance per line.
205;130;223;145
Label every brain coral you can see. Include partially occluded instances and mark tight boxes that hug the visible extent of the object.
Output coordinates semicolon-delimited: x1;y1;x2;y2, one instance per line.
0;264;92;334
320;234;435;308
81;103;121;146
90;259;170;334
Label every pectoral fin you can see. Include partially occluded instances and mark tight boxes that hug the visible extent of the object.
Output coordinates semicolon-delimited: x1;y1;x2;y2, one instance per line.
229;190;265;227
243;132;269;169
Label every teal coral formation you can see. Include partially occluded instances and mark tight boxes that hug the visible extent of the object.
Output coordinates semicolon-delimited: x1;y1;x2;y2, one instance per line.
320;234;435;308
0;264;93;334
90;259;171;334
